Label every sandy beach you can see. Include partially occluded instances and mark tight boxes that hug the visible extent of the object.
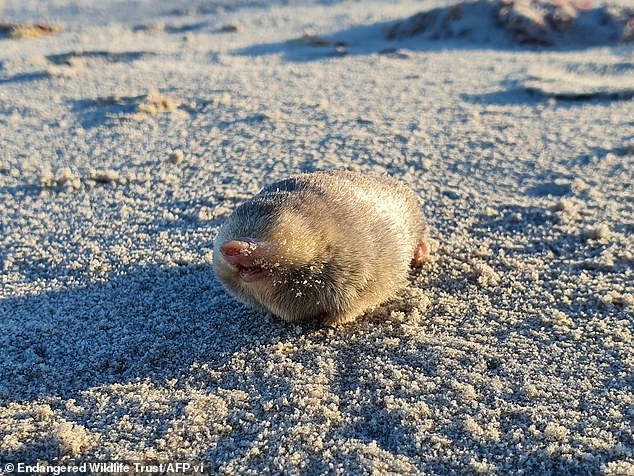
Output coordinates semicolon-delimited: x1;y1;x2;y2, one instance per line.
1;0;633;473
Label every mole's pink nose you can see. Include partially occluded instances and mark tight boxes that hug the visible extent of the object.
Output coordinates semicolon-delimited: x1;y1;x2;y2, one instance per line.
220;239;259;266
221;240;252;256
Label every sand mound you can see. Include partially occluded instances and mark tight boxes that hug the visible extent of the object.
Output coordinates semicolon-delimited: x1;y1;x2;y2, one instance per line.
386;0;634;47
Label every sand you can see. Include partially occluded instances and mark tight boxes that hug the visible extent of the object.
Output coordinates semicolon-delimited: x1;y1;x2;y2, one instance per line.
1;0;633;474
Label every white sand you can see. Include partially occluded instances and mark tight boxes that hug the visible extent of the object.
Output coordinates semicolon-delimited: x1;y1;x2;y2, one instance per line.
1;0;633;474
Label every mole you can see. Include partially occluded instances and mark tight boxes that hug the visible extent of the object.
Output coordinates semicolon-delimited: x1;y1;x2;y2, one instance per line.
212;170;430;325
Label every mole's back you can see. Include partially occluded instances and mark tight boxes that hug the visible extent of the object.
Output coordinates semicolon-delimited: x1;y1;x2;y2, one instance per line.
260;170;428;247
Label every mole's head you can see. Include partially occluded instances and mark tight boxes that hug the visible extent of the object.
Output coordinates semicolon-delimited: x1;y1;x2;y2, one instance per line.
212;194;338;321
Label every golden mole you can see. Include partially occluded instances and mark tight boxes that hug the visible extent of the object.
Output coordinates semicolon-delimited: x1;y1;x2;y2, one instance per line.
212;170;430;325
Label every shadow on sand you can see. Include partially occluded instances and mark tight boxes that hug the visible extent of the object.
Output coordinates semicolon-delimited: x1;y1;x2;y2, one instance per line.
1;197;629;472
0;263;301;404
0;71;50;85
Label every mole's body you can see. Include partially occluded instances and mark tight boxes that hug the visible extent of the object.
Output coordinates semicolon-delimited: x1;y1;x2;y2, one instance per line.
212;170;430;325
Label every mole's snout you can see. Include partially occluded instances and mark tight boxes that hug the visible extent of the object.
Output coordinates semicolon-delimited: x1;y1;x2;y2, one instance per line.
219;239;270;282
220;239;259;266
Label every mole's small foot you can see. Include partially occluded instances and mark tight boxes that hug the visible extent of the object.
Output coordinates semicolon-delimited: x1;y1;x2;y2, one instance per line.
321;311;358;327
411;239;430;267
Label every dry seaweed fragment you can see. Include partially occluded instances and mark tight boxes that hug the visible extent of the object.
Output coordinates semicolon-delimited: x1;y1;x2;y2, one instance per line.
47;50;150;66
219;24;239;33
497;0;554;45
136;91;183;115
0;22;61;39
289;29;347;50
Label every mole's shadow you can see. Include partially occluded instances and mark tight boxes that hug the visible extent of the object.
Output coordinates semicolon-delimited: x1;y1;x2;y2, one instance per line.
0;263;298;404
